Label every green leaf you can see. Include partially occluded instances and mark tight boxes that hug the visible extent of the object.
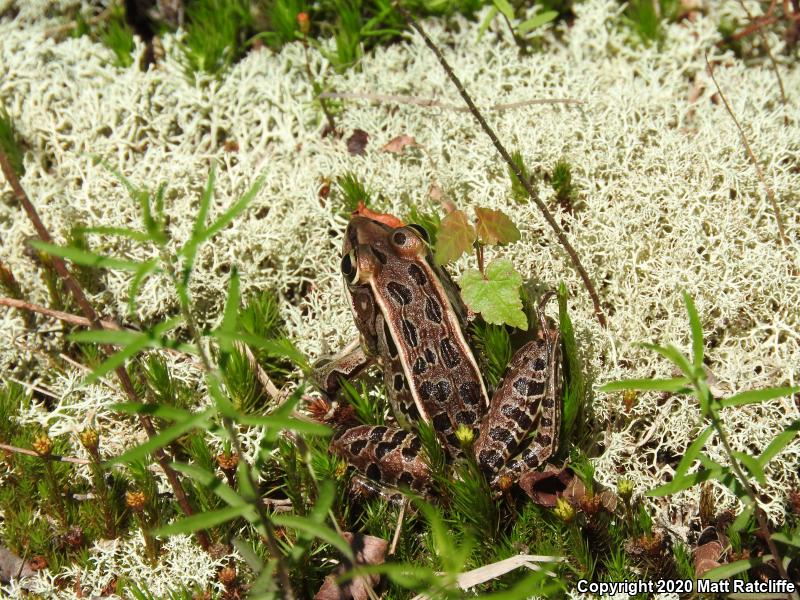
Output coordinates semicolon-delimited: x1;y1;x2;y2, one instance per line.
111;402;192;421
217;268;240;353
492;0;515;20
673;424;714;479
434;210;476;265
460;259;527;330
171;462;247;508
77;225;153;243
29;240;144;272
702;555;770;581
732;451;766;485
720;386;800;408
238;415;331;436
201;174;266;244
221;332;309;373
682;292;704;369
477;6;499;41
272;514;354;560
757;419;800;467
128;258;160;314
108;407;214;465
727;503;753;535
640;342;695;379
598;377;691;393
517;10;558;33
154;504;248;536
558;283;582;442
647;467;718;497
772;532;800;548
474;207;520;245
82;336;152;384
69;329;142;346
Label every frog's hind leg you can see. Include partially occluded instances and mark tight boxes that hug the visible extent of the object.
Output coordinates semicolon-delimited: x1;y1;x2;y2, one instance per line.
349;475;406;505
331;425;431;495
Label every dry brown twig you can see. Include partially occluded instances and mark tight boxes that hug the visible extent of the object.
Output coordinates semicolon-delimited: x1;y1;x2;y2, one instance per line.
318;91;585;111
0;442;91;465
704;54;789;249
394;4;608;328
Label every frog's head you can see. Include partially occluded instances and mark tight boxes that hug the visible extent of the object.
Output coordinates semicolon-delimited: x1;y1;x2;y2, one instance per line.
341;216;430;288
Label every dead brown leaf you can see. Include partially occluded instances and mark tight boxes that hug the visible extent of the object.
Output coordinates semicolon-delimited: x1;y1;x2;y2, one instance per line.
314;532;388;600
346;129;369;156
381;135;417;154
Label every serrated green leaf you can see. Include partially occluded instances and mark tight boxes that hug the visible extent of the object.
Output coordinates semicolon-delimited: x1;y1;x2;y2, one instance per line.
720;386;800;408
682;292;704;369
517;10;558;33
702;555;770;581
732;451;765;485
757;419;800;467
272;514;354;560
434;210;476;265
154;504;249;537
492;0;515;20
30;240;144;272
598;377;691;393
108;407;214;465
201;174;265;243
460;259;527;330
474;207;520;245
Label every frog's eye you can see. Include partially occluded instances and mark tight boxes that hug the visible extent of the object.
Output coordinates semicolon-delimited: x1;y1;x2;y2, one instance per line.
340;251;358;284
407;223;430;243
390;227;425;257
392;230;409;246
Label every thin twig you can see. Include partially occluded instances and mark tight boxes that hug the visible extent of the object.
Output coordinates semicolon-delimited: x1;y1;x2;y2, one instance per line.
394;5;607;328
0;442;91;465
704;55;789;248
318;91;584;112
0;296;121;330
734;0;789;126
0;149;211;551
388;499;406;556
236;340;281;401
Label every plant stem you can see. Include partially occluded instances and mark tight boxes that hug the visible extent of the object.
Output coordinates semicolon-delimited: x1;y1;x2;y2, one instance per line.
0;148;210;551
164;257;296;600
394;5;607;328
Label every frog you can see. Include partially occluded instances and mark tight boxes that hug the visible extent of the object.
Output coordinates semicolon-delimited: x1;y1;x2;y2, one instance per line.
314;214;562;496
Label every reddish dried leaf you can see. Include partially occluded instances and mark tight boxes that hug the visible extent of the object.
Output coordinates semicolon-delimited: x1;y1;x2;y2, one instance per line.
519;465;577;507
381;135;417;154
475;207;520;245
314;533;388;600
347;129;369;156
434;209;476;265
694;541;724;576
352;201;404;228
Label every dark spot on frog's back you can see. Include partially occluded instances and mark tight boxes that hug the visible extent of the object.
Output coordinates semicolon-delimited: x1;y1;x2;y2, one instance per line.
456;410;476;425
398;472;415;487
369;426;388;441
366;463;381;481
489;427;512;443
432;412;451;431
412;356;427;375
408;263;427;285
349;439;368;455
402;319;418;346
383;321;398;358
387;281;413;305
393;373;404;391
458;381;480;405
424;296;443;323
439;338;461;368
425;348;437;364
375;441;394;459
513;377;545;397
534;357;547;372
420;381;434;400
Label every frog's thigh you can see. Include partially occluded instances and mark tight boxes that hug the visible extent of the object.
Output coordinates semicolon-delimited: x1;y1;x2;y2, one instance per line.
331;425;430;493
349;475;407;505
313;339;373;396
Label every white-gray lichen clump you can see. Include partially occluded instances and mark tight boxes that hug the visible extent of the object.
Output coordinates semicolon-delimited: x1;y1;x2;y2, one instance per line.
1;0;799;596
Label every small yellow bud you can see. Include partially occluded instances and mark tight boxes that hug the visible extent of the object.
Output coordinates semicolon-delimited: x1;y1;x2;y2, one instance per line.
125;490;146;512
218;565;237;587
216;451;239;472
32;434;53;457
79;428;99;452
617;478;633;502
296;12;310;35
554;497;575;523
334;458;348;479
455;424;474;448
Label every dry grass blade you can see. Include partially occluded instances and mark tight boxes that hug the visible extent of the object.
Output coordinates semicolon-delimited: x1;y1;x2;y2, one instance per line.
704;54;789;249
0;443;91;465
318;92;584;111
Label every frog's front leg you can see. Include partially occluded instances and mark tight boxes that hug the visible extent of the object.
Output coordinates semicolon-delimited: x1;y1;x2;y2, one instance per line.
474;325;562;485
313;339;374;396
331;425;431;495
